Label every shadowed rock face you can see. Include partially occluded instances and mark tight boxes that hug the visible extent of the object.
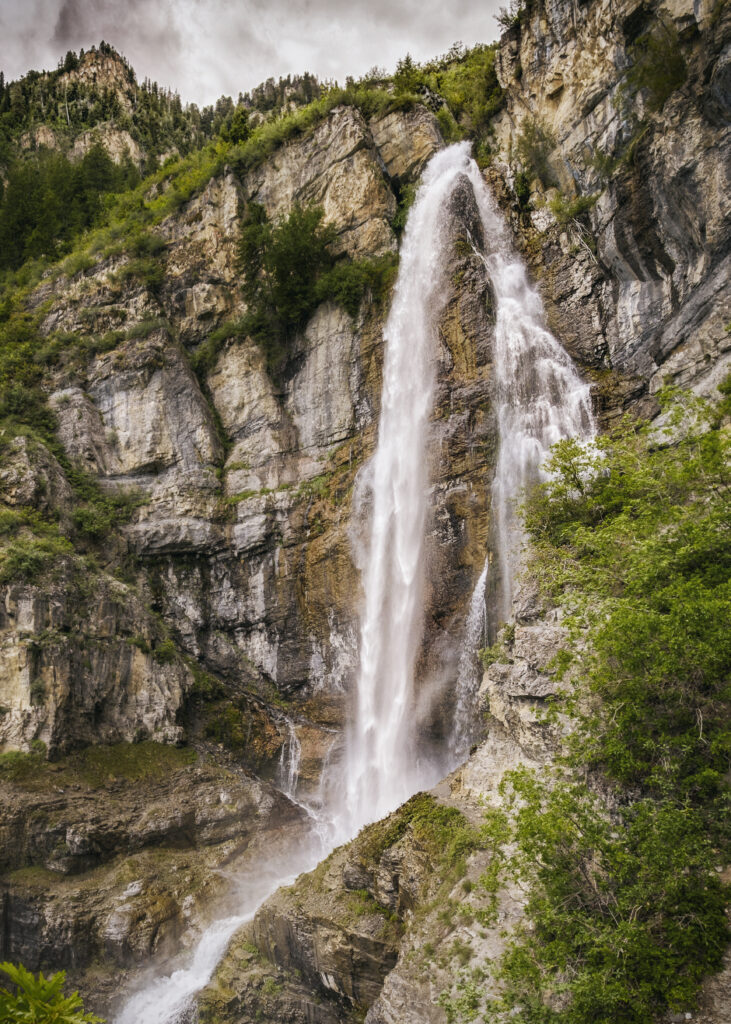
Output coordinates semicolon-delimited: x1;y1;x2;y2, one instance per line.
489;0;730;422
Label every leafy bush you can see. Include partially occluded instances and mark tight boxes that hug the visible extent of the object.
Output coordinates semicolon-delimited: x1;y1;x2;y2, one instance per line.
190;320;248;378
491;386;731;1023
391;183;417;236
625;14;687;112
515;116;558;187
426;44;504;135
315;254;398;318
496;0;529;31
436;106;463;143
237;202;396;380
548;191;598;228
0;534;73;584
513;170;531;210
153;638;177;664
0;962;103;1023
114;256;165;294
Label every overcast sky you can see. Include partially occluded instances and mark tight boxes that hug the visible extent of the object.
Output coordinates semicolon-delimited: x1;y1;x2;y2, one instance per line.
0;0;503;106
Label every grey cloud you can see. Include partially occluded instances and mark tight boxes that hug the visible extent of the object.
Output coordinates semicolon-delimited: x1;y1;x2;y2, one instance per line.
1;0;503;105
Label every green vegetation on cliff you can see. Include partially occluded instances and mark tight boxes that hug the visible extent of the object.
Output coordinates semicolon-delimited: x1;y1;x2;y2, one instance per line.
491;385;731;1023
0;962;103;1023
232;201;397;380
0;143;139;272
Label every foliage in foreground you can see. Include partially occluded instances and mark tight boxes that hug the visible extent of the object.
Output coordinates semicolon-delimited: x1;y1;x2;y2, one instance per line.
491;386;730;1023
0;962;103;1023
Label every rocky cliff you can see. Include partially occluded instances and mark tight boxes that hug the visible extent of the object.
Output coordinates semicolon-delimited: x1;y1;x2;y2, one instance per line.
0;0;728;1018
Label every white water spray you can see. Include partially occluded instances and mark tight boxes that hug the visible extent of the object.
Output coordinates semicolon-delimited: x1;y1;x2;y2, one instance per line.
276;717;301;800
113;843;325;1024
445;143;594;743
466;176;595;620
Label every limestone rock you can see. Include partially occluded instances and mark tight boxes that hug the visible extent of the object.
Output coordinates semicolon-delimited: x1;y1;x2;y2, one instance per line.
369;105;444;184
0;436;73;516
70;124;144;167
0;573;191;754
0;751;308;1016
243;106;398;258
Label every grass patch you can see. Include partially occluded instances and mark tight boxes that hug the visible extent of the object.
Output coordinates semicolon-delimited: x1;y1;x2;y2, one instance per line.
548;192;598;229
66;742;196;787
0;741;196;788
358;792;490;888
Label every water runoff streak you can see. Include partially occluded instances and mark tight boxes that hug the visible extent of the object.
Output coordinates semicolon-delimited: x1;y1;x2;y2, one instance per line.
114;142;593;1022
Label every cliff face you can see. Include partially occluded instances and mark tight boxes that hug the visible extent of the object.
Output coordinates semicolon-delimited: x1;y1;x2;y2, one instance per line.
0;0;729;1017
0;97;498;1008
0;100;502;784
489;0;730;418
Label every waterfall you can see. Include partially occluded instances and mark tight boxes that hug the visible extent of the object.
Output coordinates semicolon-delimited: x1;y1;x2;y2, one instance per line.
339;147;477;832
276;717;301;799
465;168;595;621
113;142;594;1022
113;847;325;1024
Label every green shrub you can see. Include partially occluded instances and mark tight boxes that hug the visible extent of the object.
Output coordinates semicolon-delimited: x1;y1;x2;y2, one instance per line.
153;638;177;664
515;116;558;187
114;256;165;294
129;231;167;258
548;191;598;228
513;170;531;210
496;0;529;31
315;254;398;318
491;386;731;1023
0;749;45;781
426;43;504;135
0;534;73;583
625;14;687;112
392;183;417;236
190;320;247;377
237;202;395;379
0;962;103;1023
436;106;463;143
125;316;168;339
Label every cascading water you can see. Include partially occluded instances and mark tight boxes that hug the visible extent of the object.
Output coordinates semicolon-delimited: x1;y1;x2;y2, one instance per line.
338;146;479;833
467;184;595;621
113;142;594;1023
276;716;302;799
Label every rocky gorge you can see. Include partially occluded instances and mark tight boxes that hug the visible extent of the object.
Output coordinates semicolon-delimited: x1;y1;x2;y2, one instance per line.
0;0;729;1021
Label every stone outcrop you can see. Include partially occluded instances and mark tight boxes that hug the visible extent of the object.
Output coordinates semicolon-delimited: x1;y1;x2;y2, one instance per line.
0;746;307;1015
0;569;192;754
490;0;731;419
201;597;559;1024
70;124;145;167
